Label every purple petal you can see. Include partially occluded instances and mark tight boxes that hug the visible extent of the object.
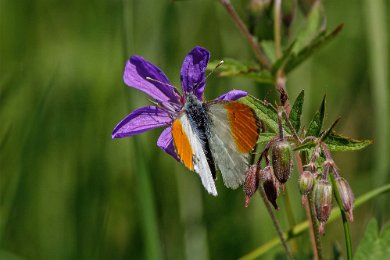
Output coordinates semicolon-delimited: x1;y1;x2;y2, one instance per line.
216;89;248;101
180;46;210;100
124;56;180;103
112;106;172;139
157;126;179;161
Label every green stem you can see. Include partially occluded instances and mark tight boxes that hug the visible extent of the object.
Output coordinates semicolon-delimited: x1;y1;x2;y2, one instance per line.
299;151;323;260
258;187;293;259
307;194;323;260
239;183;390;260
219;0;272;70
330;174;352;259
274;0;282;59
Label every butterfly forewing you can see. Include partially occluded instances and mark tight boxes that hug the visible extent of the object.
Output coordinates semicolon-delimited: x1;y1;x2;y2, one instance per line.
207;101;260;189
172;113;218;196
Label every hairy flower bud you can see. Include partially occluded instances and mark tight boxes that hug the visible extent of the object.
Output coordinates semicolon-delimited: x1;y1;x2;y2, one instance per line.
299;170;315;195
271;140;293;183
313;179;332;234
244;165;260;207
335;177;354;222
299;170;315;205
261;166;280;210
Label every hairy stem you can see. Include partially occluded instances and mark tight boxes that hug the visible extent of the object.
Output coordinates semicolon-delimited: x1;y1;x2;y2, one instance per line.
258;187;293;259
219;0;272;70
298;152;323;260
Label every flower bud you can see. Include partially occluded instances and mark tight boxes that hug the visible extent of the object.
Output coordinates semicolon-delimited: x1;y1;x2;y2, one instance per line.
271;140;293;183
244;165;260;207
261;166;280;210
299;170;315;195
335;177;354;222
313;179;332;234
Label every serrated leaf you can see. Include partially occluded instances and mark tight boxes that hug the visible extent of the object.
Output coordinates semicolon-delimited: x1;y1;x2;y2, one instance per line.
239;95;280;133
307;95;326;137
292;1;326;53
323;132;372;152
355;219;390;260
208;58;274;84
290;90;305;133
284;24;343;73
257;132;277;144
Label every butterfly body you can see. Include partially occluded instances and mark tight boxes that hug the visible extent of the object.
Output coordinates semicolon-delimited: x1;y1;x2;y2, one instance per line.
172;92;260;196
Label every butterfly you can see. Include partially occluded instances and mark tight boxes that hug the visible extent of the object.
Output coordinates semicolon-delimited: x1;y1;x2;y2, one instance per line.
112;46;260;196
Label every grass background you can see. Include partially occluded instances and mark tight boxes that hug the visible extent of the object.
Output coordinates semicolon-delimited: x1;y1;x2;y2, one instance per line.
1;0;389;259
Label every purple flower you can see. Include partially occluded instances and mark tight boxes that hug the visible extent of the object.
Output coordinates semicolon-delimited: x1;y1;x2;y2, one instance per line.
112;46;248;160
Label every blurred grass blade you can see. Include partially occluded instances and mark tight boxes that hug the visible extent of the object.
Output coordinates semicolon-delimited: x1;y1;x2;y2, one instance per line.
239;183;390;260
363;0;389;192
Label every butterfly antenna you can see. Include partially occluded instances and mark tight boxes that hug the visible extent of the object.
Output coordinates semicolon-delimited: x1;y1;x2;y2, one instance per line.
193;60;224;89
146;77;178;90
206;60;224;81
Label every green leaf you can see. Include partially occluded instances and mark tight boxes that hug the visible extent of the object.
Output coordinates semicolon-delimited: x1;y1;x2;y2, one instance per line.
284;24;343;73
239;95;280;133
290;90;305;133
292;1;326;53
307;95;326;137
257;132;277;144
354;219;390;260
208;58;274;84
323;132;372;152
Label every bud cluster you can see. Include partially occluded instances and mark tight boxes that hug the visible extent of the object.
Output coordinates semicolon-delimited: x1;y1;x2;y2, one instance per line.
243;111;355;237
297;144;355;235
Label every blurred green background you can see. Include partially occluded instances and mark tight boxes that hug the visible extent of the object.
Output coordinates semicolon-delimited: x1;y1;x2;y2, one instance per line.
1;0;389;259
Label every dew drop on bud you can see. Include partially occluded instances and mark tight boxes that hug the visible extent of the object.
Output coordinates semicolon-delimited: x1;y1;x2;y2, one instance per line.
271;140;293;184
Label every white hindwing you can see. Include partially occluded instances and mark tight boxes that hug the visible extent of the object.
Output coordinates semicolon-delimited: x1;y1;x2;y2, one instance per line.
179;114;218;196
207;104;249;189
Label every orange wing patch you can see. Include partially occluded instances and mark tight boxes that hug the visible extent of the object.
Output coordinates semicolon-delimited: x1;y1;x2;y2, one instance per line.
225;102;259;153
172;119;193;170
